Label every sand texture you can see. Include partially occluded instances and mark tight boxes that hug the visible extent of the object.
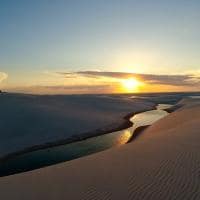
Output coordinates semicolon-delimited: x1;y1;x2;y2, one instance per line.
0;99;199;199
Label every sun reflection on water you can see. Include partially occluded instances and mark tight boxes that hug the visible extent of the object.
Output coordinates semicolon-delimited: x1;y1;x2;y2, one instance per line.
116;130;132;146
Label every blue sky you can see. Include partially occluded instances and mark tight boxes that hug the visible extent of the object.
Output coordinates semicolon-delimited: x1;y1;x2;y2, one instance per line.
0;0;200;93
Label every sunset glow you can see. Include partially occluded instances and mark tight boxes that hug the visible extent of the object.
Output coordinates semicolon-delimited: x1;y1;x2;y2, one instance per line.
0;1;200;94
121;78;142;92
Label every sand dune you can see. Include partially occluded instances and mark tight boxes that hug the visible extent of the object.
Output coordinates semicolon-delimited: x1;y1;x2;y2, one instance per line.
0;99;199;199
166;97;200;112
0;93;155;159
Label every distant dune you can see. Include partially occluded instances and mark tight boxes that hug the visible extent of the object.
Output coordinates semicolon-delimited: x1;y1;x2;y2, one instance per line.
0;93;155;159
0;98;199;199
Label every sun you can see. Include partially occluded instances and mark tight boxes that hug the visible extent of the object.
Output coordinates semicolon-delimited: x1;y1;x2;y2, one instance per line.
121;78;141;92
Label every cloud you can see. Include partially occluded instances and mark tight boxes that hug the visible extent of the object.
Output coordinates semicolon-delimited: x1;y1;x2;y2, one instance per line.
34;84;114;91
57;71;200;87
10;84;116;94
0;72;8;83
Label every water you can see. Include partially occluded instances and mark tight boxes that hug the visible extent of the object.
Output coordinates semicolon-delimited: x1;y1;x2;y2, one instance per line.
189;96;200;99
0;104;171;177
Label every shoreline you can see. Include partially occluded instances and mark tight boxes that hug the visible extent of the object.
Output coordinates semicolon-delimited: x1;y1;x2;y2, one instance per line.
127;125;150;143
0;107;156;162
164;104;183;113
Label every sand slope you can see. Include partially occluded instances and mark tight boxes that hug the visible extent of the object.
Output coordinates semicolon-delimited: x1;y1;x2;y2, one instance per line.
0;100;199;200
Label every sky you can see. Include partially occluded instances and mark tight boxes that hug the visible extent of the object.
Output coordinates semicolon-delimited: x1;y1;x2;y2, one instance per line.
0;0;200;94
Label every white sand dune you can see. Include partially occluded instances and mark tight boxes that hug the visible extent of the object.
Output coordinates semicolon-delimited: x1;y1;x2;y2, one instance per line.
0;99;199;199
0;93;155;159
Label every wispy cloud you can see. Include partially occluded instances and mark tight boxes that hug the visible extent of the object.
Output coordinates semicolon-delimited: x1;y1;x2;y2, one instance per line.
0;72;8;83
57;71;200;87
6;70;200;94
9;84;116;94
